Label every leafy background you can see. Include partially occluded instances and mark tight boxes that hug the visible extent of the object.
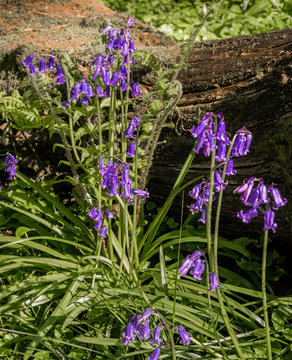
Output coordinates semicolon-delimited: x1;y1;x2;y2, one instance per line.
100;0;292;42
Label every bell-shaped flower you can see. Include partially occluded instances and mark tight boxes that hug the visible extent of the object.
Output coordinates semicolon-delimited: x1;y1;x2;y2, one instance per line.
198;208;207;224
214;171;228;192
47;56;55;70
270;187;287;209
127;142;136;157
190;258;205;280
216;120;226;142
189;196;204;214
190;250;205;261
139;320;151;340
132;188;149;199
29;63;37;75
121;321;135;345
244;132;252;155
98;225;107;238
189;184;202;200
22;55;35;68
258;183;269;205
39;59;46;73
147;347;160;360
246;188;259;208
237;208;258;223
149;325;163;345
208;273;220;292
178;255;194;276
178;325;192;345
131;83;142;97
225;158;236;176
263;210;277;233
216;141;227;162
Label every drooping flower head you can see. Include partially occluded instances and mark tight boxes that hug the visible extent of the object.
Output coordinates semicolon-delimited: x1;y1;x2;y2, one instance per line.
208;273;220;292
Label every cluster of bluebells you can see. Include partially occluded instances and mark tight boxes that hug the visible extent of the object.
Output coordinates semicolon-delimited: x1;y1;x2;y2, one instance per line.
121;308;193;359
0;153;18;190
234;178;287;232
189;112;252;222
178;250;220;292
98;157;148;203
22;16;142;109
87;206;114;239
22;55;66;85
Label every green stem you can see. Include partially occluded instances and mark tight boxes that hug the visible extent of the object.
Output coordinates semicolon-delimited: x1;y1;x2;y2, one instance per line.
206;150;216;272
262;230;272;360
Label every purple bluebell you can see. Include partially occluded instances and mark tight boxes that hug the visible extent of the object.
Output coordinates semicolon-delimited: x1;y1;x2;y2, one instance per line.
178;256;193;276
107;170;119;197
189;196;204;214
110;72;118;86
216;119;226;142
96;86;104;97
61;101;70;108
127;142;136;157
104;86;111;97
122;183;134;202
70;88;78;101
105;210;114;219
190;250;205;260
101;25;112;35
3;153;18;180
29;63;37;75
93;210;103;230
120;80;127;92
81;95;89;105
190;258;205;280
129;39;136;53
225;158;236;176
178;326;192;345
98;225;107;238
194;134;205;154
39;59;46;73
263;210;277;233
147;347;160;360
121;321;135;345
246;188;259;207
56;76;65;85
22;55;35;68
147;348;160;360
189;184;202;200
86;84;94;97
258;182;269;205
140;308;152;322
237;208;258;223
55;65;63;79
198;208;207;224
216;141;227;162
47;56;55;70
121;42;129;56
131;83;142;97
269;186;287;209
102;69;111;85
80;80;87;94
149;326;163;345
132;188;149;199
133;315;142;334
140;320;151;340
214;171;228;192
190;120;207;139
120;65;127;76
209;273;220;292
244;132;252;155
88;206;98;220
234;177;255;204
127;15;136;27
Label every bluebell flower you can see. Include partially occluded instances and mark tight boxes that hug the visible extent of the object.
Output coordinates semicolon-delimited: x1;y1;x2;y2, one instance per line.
22;55;35;68
38;59;46;73
269;186;287;209
140;320;151;340
189;196;204;214
98;225;107;238
214;171;228;192
132;188;149;199
29;63;37;75
149;326;163;345
263;210;277;233
215;141;227;162
127;15;136;27
237;208;258;223
47;56;55;70
216;119;227;142
208;273;220;292
190;258;205;280
198;208;207;224
127;142;136;157
56;76;65;85
178;256;193;276
121;321;135;345
178;326;192;345
225;158;236;176
131;83;142;97
189;184;202;200
147;347;160;360
3;153;18;181
258;182;269;205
